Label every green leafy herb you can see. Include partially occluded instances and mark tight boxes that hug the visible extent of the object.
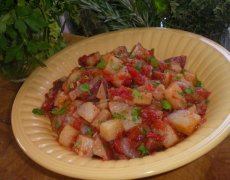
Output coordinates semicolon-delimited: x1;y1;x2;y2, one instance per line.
113;112;126;121
73;141;81;149
151;48;155;52
54;120;60;129
32;108;45;115
79;83;90;94
69;82;74;89
177;90;185;97
174;74;181;80
129;54;135;59
132;89;142;99
150;57;158;69
138;143;149;156
135;61;142;71
153;80;161;87
161;100;172;111
51;107;67;115
131;107;140;122
185;87;194;94
141;127;147;136
86;127;94;137
97;59;106;69
195;79;203;87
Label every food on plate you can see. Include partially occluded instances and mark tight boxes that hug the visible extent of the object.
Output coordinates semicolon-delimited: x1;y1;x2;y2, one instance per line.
32;43;210;160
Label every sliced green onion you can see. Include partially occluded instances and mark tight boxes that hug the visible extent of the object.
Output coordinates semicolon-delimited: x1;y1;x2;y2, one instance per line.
137;143;149;156
97;59;106;69
161;100;172;111
51;107;67;115
32;108;45;115
150;57;158;69
185;87;194;94
132;89;142;99
135;61;142;71
113;112;126;121
79;83;90;94
153;80;161;87
69;82;74;89
86;127;94;137
195;79;203;87
131;107;140;122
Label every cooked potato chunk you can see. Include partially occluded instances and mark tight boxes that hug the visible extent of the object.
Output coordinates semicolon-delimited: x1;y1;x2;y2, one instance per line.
152;84;165;101
121;109;142;131
59;125;78;147
161;124;179;148
93;136;109;160
164;82;186;109
77;102;100;122
167;110;201;135
109;101;129;114
103;54;123;74
54;91;68;108
92;109;111;128
62;68;81;92
73;135;94;157
133;92;152;105
96;82;107;99
100;119;124;141
183;71;196;85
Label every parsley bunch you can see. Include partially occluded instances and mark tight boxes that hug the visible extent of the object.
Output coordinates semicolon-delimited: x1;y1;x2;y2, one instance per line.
0;0;71;80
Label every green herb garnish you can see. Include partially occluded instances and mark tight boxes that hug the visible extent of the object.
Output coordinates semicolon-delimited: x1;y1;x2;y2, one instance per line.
97;59;106;69
161;100;172;111
132;89;142;99
51;107;67;115
54;120;60;129
150;57;158;69
141;127;147;136
32;108;45;115
135;61;142;71
113;112;126;121
195;79;203;87
73;141;81;149
79;83;90;94
131;107;140;122
86;127;94;137
174;74;181;80
138;143;149;156
185;87;194;94
153;80;161;87
129;54;135;59
69;82;74;89
177;90;185;97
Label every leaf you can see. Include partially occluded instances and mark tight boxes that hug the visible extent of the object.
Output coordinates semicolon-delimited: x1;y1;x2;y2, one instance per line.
132;89;142;99
24;10;47;32
16;5;32;17
79;83;90;94
0;22;6;34
5;45;21;63
15;47;24;60
6;27;17;39
0;36;7;50
161;100;172;111
15;19;27;34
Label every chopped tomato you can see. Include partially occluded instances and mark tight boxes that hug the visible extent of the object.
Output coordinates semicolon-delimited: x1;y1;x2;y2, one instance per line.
109;86;133;100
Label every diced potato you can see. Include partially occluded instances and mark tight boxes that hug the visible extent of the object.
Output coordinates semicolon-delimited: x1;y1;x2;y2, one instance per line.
164;82;186;109
160;123;179;148
111;67;131;87
133;92;152;105
73;135;94;157
78;52;100;67
100;119;124;141
130;43;148;57
121;109;142;131
109;101;129;114
97;99;109;109
54;91;68;108
187;105;197;113
77;102;100;123
183;71;196;85
152;84;165;101
92;109;111;128
58;125;79;147
62;68;81;92
103;54;123;74
167;110;201;135
93;136;109;160
170;62;182;73
96;82;107;99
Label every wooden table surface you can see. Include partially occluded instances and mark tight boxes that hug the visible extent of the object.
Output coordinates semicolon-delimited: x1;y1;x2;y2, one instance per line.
0;34;229;180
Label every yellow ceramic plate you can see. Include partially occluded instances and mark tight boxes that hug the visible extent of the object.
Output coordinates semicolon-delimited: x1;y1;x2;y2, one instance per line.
12;28;230;179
